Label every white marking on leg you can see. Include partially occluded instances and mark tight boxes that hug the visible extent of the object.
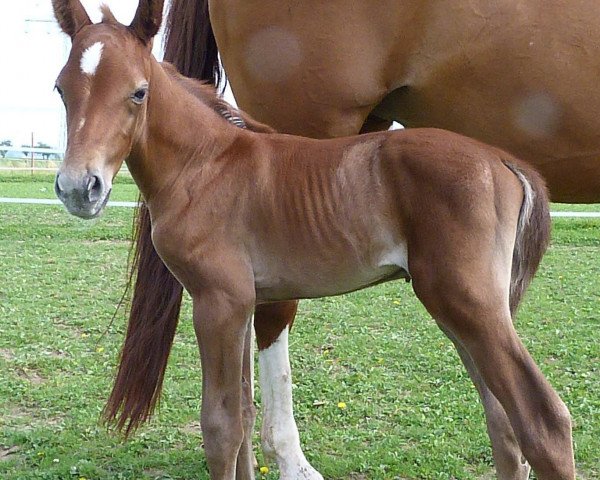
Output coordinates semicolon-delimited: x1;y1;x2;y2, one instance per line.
80;42;104;76
77;118;86;132
259;327;323;480
250;319;255;398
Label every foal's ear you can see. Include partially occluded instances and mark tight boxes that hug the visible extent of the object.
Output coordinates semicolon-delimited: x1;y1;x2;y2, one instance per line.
52;0;92;39
129;0;165;46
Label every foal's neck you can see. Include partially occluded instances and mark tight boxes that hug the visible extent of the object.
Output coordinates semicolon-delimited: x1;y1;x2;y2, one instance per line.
127;59;246;204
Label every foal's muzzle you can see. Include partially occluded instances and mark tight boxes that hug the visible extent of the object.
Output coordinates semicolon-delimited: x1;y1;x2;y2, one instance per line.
55;170;111;219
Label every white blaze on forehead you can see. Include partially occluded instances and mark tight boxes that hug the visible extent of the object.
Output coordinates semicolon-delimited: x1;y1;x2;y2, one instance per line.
80;42;104;76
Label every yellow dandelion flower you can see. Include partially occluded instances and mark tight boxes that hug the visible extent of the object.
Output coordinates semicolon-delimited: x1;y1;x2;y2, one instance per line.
96;347;104;353
260;466;269;474
337;401;347;410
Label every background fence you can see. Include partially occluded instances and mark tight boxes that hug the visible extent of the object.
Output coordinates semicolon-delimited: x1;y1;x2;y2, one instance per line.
0;146;63;173
0;146;129;174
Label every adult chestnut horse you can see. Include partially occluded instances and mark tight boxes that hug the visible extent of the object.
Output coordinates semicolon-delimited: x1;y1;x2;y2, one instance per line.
52;1;575;479
143;1;598;479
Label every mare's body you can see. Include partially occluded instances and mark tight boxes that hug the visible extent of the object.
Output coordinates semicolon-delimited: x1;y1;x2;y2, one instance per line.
161;2;597;478
204;0;600;203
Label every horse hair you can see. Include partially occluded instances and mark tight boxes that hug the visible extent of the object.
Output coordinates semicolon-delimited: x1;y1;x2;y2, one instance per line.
164;0;223;89
103;202;183;435
501;159;551;315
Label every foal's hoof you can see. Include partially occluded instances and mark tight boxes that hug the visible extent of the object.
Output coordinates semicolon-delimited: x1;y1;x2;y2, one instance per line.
497;458;531;480
517;460;531;480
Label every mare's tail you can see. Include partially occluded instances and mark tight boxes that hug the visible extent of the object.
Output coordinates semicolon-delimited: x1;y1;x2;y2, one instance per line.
103;0;221;434
502;159;551;316
104;203;183;435
164;0;222;87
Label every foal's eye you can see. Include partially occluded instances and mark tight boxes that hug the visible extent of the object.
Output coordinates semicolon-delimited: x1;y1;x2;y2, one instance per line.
55;85;64;98
131;87;148;104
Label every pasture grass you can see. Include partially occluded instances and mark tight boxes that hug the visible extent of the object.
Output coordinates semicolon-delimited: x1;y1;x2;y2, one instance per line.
0;173;138;202
0;178;599;479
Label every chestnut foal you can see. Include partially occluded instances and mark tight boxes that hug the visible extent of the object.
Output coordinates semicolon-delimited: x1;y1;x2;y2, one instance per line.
52;1;574;479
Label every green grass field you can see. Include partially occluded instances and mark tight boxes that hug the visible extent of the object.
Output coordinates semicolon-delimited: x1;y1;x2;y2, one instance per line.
1;174;599;479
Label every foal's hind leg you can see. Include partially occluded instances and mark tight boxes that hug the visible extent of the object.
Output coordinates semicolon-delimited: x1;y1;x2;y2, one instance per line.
411;261;574;479
255;302;324;480
441;326;531;480
237;319;258;479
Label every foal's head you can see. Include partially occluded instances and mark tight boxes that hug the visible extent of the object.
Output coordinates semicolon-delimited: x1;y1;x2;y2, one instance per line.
52;0;164;218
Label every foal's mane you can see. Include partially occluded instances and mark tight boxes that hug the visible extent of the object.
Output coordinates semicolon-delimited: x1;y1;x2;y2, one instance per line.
160;62;276;134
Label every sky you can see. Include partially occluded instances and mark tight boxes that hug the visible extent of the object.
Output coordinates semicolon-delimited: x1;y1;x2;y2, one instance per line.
0;0;173;150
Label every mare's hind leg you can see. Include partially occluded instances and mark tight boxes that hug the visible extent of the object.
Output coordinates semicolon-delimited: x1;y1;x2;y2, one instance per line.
441;326;530;480
255;302;324;480
410;256;574;479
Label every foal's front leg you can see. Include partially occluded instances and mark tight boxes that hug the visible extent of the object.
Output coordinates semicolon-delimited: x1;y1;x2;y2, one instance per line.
192;286;255;480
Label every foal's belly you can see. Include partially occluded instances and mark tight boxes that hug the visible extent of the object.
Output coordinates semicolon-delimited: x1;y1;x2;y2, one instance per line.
251;242;410;303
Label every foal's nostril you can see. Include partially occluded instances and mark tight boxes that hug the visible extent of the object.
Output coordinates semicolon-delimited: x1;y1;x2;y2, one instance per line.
86;175;97;192
54;174;64;198
54;172;105;206
86;174;103;202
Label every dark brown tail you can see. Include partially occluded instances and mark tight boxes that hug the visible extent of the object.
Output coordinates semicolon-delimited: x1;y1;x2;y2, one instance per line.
164;0;222;87
104;0;223;434
104;202;183;435
502;159;551;316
